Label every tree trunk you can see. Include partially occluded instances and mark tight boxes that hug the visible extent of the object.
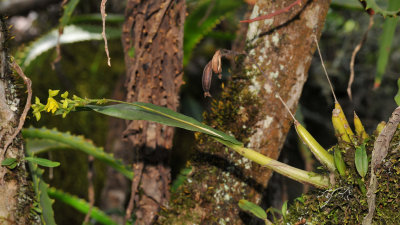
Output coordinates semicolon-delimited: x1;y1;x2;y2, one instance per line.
0;16;36;225
101;1;185;224
158;0;331;223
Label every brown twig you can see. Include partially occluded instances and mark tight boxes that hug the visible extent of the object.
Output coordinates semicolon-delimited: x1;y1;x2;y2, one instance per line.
101;0;111;67
124;162;144;223
3;61;32;156
198;0;215;26
240;0;302;23
83;155;95;224
347;15;374;100
51;0;68;69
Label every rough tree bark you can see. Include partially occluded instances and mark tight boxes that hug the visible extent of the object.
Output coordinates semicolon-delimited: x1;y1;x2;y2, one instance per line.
101;1;185;224
0;16;36;225
158;0;331;224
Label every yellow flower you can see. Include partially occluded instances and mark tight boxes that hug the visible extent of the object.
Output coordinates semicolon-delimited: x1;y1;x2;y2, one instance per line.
44;97;59;114
33;111;41;121
48;89;60;97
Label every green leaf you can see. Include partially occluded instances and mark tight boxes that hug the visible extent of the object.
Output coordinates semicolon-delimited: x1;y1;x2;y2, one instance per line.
184;0;242;65
334;148;346;177
355;144;368;178
26;149;56;225
17;25;121;69
1;157;18;169
84;102;242;146
374;0;400;88
238;199;267;220
23;127;133;180
171;166;193;192
395;78;400;106
24;157;60;168
26;138;70;154
281;201;288;221
48;187;118;225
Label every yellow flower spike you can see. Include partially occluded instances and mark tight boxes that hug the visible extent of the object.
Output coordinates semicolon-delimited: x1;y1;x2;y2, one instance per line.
335;103;354;142
354;112;369;141
44;97;59;114
332;108;351;143
48;89;60;97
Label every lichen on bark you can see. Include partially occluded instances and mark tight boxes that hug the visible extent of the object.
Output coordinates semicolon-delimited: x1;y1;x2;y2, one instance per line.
0;15;37;225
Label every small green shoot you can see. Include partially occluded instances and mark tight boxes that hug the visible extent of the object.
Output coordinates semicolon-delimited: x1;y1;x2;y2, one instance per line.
395;78;400;106
1;157;18;169
238;199;267;220
281;201;288;222
24;157;60;168
355;143;368;178
334;148;347;177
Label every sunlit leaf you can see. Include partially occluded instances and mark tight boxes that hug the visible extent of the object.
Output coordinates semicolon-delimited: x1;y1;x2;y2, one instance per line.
1;157;18;169
18;25;121;69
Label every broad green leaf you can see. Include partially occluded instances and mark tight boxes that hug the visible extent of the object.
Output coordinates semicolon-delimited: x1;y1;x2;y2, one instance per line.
17;25;121;69
184;0;242;65
238;199;267;220
23;127;133;180
374;0;400;88
395;78;400;106
48;187;118;225
355;144;368;178
26;149;56;225
334;148;346;177
26;138;70;154
24;157;60;168
84;102;242;146
1;157;18;169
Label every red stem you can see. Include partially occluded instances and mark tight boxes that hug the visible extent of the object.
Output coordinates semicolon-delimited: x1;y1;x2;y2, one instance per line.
240;0;302;23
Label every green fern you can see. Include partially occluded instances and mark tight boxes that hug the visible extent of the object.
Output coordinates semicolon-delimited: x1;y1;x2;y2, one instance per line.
362;0;400;17
184;0;242;65
26;149;57;225
22;127;133;180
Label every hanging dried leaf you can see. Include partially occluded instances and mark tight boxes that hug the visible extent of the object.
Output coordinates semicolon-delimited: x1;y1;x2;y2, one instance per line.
202;61;213;98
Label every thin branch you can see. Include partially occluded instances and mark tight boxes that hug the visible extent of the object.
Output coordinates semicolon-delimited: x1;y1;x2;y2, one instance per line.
124;162;144;223
240;0;302;23
348;15;374;100
3;61;32;156
313;35;338;103
101;0;111;67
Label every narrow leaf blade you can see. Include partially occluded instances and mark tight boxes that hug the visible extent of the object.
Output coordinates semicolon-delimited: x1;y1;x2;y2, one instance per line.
395;78;400;106
25;157;60;168
238;199;267;220
84;102;242;145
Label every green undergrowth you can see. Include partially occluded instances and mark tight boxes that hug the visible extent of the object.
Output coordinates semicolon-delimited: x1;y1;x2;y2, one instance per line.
284;129;400;224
